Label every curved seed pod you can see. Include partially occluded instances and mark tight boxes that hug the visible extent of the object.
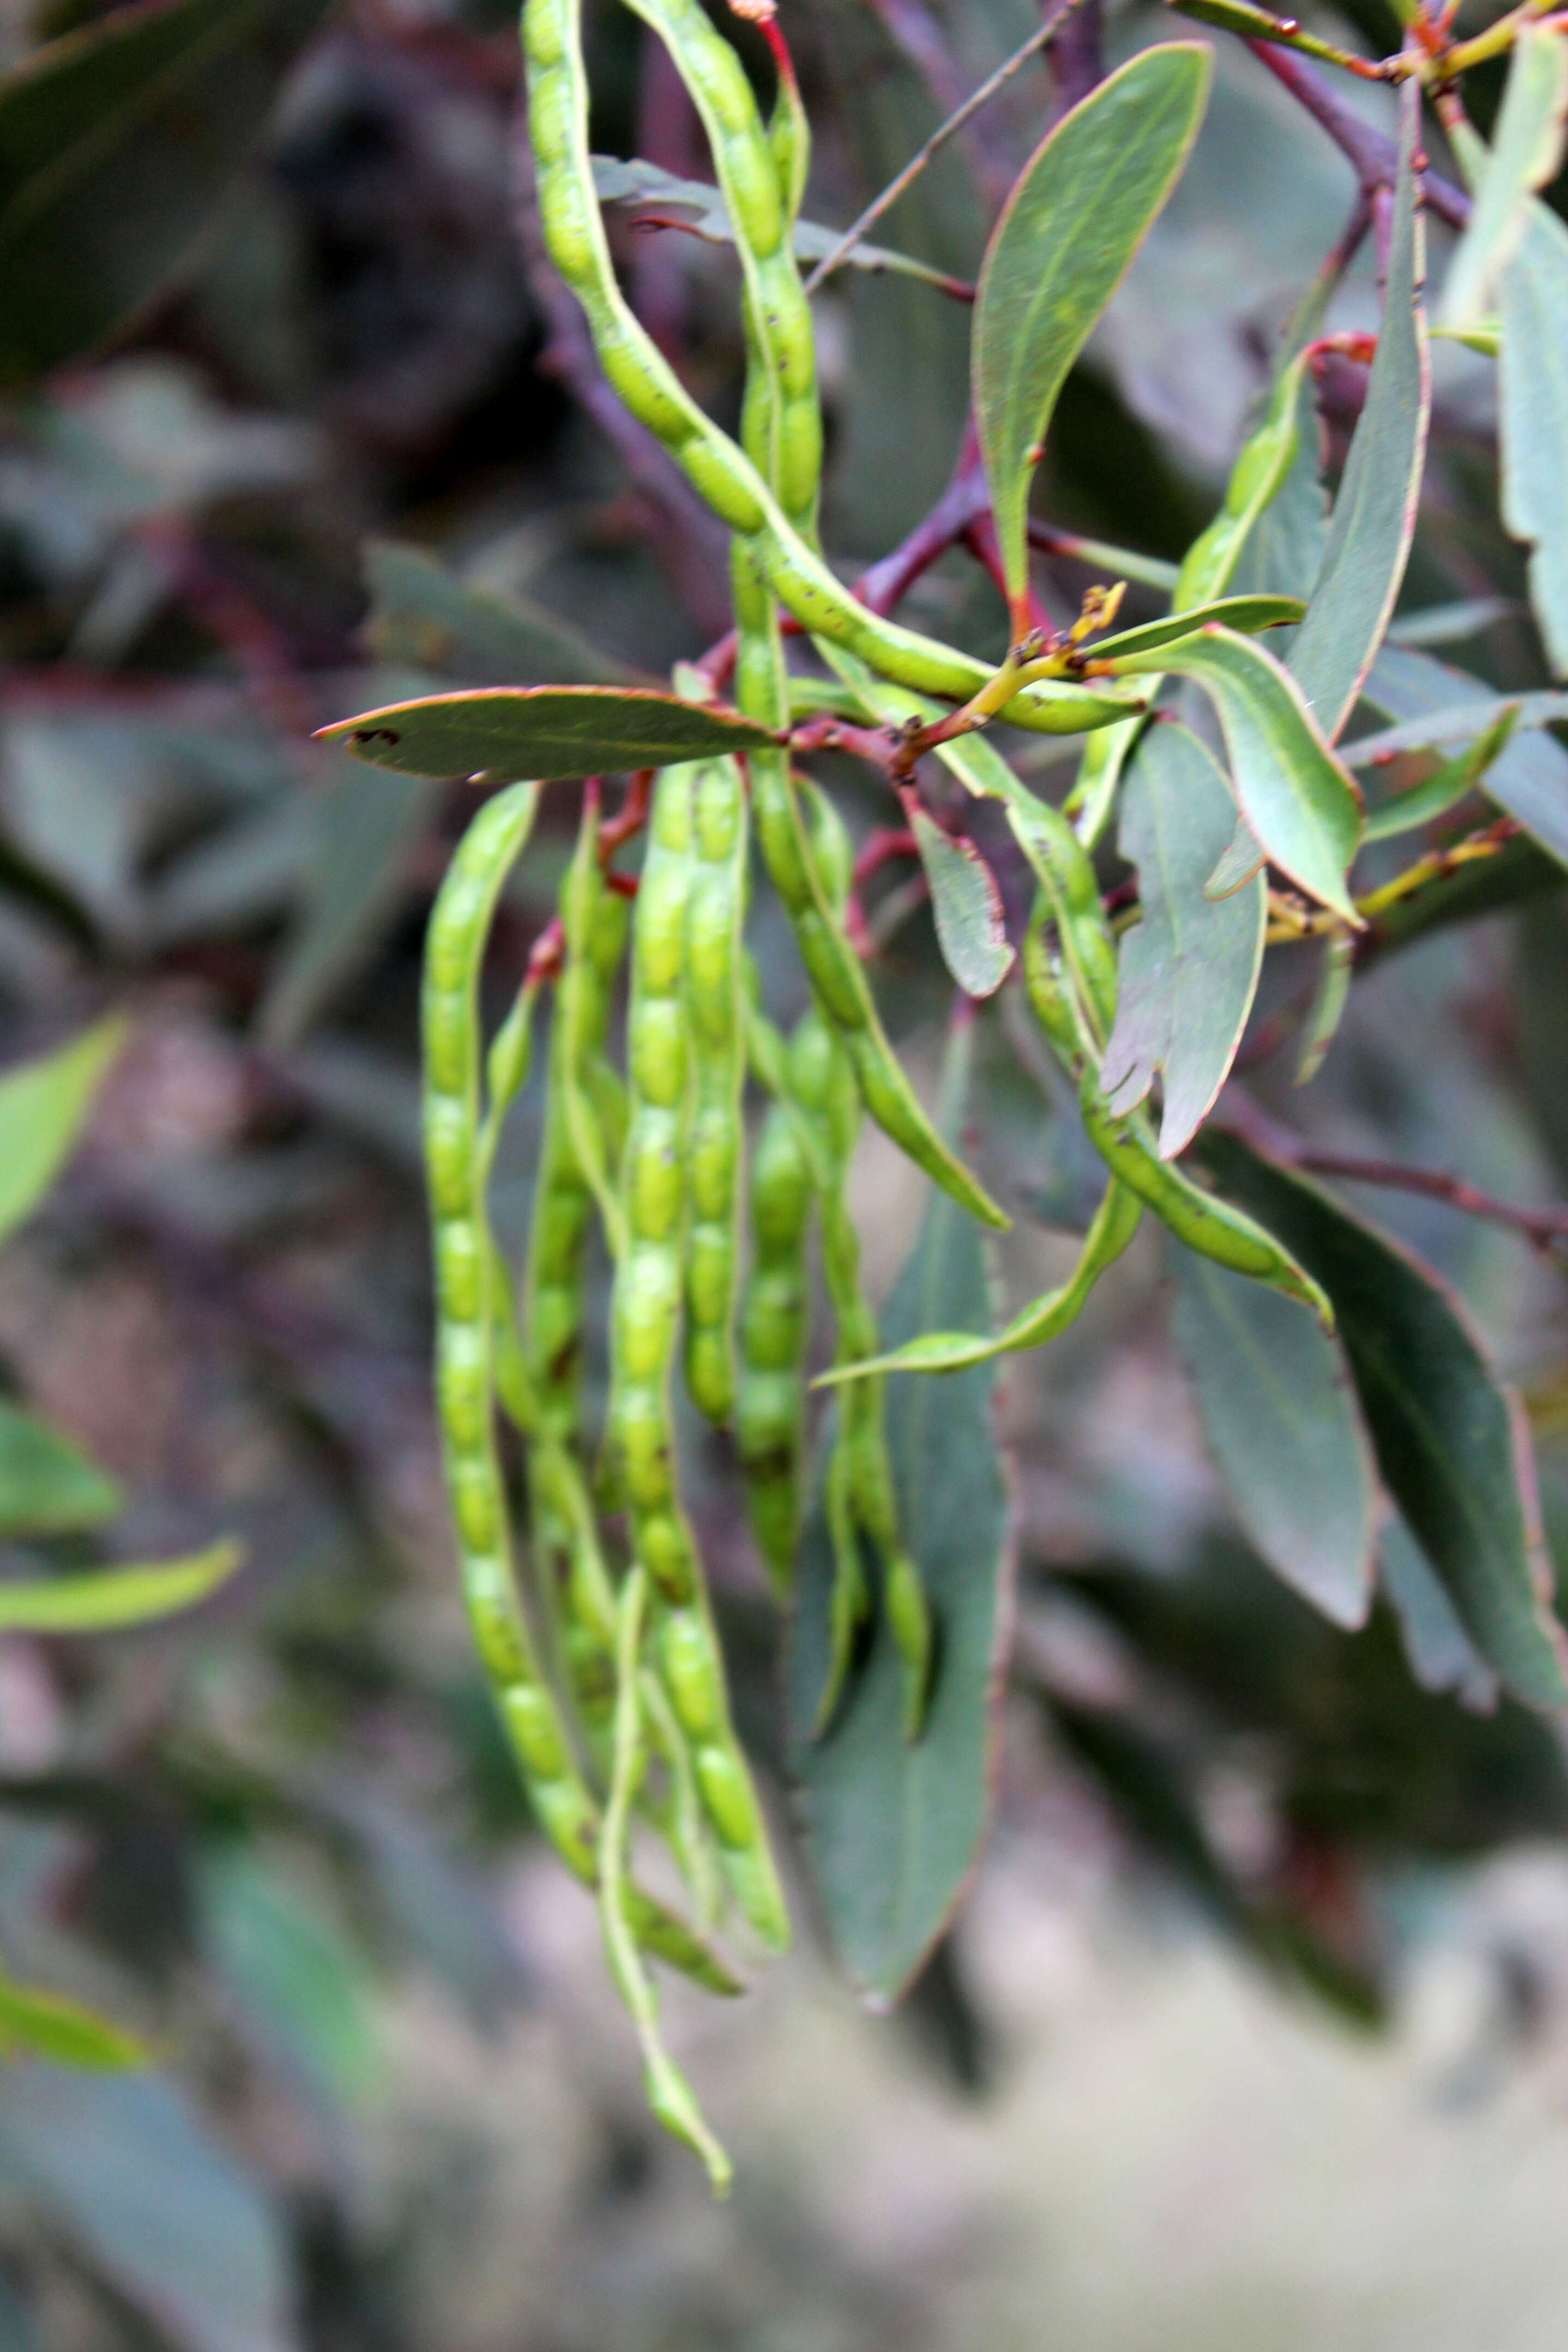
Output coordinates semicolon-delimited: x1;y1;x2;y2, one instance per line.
518;0;1135;737
619;0;821;536
423;781;735;1996
1021;927;1333;1328
612;764;790;1950
598;1565;733;2192
683;758;750;1422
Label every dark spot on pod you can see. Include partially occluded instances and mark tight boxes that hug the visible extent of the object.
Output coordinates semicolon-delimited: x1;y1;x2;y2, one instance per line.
354;727;401;746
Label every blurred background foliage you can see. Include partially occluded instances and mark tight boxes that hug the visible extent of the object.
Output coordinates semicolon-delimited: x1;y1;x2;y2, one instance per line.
1;0;1567;2344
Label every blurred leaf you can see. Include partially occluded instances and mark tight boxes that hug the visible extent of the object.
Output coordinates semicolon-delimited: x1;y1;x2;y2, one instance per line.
788;1060;1010;2002
1200;1132;1568;1709
1360;703;1519;842
0;2067;294;2352
1516;896;1568;1186
974;43;1210;609
0;1015;126;1248
361;541;636;688
320;1786;526;2031
591;154;968;297
1388;596;1519;648
1358;645;1568;867
0;1404;123;1537
0;0;336;388
199;1848;377;2108
319;687;774;781
1288;81;1430;746
1094;593;1304;659
1229;354;1329;602
1109;628;1362;919
1442;26;1568;331
908;809;1011;998
1047;1697;1250;1933
1498;190;1568;676
261;756;436;1050
1380;1511;1500;1713
1101;721;1265;1156
1171;1248;1378;1628
0;1973;144;2069
0;1540;242;1633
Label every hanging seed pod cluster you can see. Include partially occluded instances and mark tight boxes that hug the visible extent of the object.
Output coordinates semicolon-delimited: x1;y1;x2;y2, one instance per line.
320;0;1568;2187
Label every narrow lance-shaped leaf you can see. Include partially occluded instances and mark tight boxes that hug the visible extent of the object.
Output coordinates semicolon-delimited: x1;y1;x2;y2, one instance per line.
0;0;336;388
1380;1511;1499;1712
1199;1131;1568;1710
0;1017;126;1250
787;1041;1011;2001
318;686;776;782
0;1540;243;1633
1100;722;1265;1157
0;1974;145;2070
1171;1244;1379;1628
361;540;638;687
591;155;970;297
1105;626;1364;920
973;43;1211;622
1441;26;1568;331
1356;643;1568;869
1288;76;1431;745
907;807;1012;998
1498;183;1568;676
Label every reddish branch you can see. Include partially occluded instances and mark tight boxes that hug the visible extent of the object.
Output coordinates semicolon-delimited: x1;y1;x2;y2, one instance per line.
1217;1096;1568;1260
1245;43;1471;230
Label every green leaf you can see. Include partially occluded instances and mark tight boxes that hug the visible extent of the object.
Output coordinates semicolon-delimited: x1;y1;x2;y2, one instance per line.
0;1404;123;1538
787;1070;1010;2001
1288;80;1430;745
0;0;335;388
1108;627;1364;919
973;43;1211;615
1089;593;1304;661
1355;644;1568;868
1100;722;1265;1156
1171;1246;1378;1628
1198;1132;1568;1709
361;540;636;687
199;1848;378;2107
0;1974;145;2070
0;2068;292;2352
907;809;1012;998
1380;1511;1499;1712
1499;190;1568;676
0;1017;127;1250
1360;703;1520;842
318;686;775;781
1441;26;1568;331
261;753;437;1050
591;154;969;298
0;1540;242;1633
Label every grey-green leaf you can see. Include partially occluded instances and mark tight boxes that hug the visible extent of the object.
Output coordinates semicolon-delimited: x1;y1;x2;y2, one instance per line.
361;540;636;686
318;687;775;781
1199;1132;1568;1709
1288;78;1430;744
1380;1510;1500;1712
1357;644;1568;868
1171;1246;1378;1627
1101;722;1265;1156
0;1540;243;1633
0;1017;126;1250
0;0;335;388
0;1404;123;1539
1499;189;1568;676
592;154;969;298
1441;25;1568;331
908;809;1012;998
1108;627;1363;919
787;1097;1010;2001
973;43;1211;613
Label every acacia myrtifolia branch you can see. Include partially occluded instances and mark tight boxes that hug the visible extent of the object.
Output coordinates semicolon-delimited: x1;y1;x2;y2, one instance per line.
1245;42;1472;230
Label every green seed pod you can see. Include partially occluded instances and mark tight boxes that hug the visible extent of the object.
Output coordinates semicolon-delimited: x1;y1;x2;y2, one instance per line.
682;758;749;1422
